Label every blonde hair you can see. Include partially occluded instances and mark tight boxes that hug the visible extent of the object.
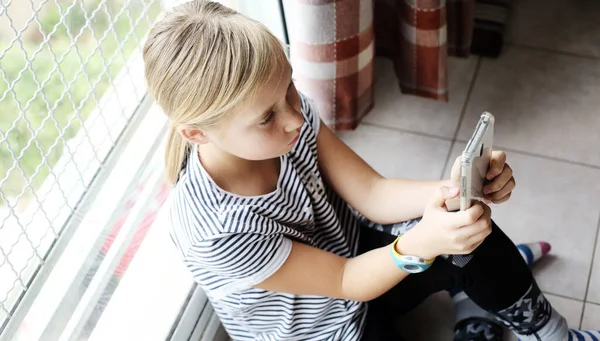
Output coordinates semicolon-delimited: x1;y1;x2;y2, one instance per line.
143;0;289;185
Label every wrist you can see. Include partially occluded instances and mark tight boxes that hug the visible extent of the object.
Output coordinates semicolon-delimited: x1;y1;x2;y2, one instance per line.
394;230;437;261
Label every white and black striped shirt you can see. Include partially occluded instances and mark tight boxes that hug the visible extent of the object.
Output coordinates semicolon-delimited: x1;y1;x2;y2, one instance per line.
169;95;366;340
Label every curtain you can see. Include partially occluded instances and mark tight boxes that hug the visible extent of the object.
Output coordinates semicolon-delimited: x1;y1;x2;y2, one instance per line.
282;0;475;131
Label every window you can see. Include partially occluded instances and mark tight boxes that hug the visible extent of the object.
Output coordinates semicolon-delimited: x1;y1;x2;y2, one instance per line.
0;0;163;339
0;1;287;340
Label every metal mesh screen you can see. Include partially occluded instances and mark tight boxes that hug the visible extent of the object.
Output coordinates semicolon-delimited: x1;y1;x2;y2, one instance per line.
0;0;161;333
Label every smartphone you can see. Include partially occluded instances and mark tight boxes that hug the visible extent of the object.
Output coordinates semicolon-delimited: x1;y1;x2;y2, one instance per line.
460;112;495;211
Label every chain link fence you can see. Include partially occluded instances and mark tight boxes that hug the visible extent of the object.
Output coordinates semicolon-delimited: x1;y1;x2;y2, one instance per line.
0;0;161;334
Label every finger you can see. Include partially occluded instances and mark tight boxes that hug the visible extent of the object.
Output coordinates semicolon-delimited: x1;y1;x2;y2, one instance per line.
487;151;507;180
492;192;512;204
488;178;516;202
454;203;485;227
465;219;492;253
484;164;513;195
468;224;492;244
481;200;492;219
468;238;486;253
451;156;461;179
456;205;491;236
455;220;490;240
430;186;460;208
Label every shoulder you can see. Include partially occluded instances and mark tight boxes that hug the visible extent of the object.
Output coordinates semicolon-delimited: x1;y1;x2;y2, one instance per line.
170;171;223;233
170;170;280;241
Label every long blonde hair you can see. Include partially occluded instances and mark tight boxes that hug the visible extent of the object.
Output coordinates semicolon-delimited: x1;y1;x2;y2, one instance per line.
143;0;289;185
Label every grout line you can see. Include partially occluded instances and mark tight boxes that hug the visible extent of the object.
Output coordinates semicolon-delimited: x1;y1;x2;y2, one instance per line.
581;305;587;330
580;212;600;328
439;57;483;180
358;122;600;172
451;56;483;141
505;43;600;62
362;59;600;174
542;291;585;303
360;121;453;142
453;138;600;171
358;124;600;173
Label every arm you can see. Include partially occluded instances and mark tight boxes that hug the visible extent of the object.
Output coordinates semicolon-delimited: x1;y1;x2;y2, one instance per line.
256;236;413;302
256;187;489;301
316;121;452;224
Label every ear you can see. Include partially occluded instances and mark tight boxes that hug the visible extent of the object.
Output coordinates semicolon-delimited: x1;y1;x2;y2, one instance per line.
176;124;210;144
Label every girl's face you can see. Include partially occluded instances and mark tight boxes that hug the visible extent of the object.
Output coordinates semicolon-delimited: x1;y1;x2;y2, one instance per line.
205;64;304;161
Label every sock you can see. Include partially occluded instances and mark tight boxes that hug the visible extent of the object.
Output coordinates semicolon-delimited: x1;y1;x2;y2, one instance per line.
495;284;597;341
514;308;567;341
565;330;600;341
516;315;600;341
517;242;551;267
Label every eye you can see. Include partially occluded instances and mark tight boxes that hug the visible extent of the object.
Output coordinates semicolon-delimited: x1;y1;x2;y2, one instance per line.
260;111;275;125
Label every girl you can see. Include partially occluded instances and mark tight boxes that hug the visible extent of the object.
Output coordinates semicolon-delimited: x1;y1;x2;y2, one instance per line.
143;1;598;340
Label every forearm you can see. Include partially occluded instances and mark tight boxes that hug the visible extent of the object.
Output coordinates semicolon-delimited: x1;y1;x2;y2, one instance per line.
360;178;454;224
341;236;416;302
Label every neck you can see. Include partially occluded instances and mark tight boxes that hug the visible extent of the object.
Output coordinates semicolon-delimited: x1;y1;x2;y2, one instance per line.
197;143;280;195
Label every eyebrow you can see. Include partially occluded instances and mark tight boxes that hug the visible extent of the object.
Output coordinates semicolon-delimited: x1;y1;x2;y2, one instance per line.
258;76;294;121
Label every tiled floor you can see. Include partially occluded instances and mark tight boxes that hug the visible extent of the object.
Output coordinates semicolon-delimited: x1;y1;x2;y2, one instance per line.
339;1;600;338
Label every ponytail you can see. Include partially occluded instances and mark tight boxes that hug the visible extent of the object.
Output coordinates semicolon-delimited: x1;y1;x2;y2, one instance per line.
165;126;190;186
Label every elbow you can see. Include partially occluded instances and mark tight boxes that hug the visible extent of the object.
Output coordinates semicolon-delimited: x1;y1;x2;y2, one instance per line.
360;177;388;224
348;294;375;303
343;290;379;303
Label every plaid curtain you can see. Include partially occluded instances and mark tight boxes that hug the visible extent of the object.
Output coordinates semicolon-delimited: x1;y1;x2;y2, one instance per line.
283;0;475;130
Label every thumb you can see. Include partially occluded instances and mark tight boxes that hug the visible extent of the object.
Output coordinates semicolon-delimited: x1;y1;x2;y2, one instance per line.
429;186;460;208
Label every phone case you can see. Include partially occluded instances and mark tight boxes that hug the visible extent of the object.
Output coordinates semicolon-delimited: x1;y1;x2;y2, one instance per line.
460;112;495;211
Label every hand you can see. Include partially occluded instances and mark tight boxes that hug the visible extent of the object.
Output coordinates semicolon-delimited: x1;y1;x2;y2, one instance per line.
450;151;516;205
397;186;493;260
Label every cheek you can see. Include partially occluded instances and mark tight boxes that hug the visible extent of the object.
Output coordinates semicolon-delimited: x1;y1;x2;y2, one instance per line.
263;124;287;143
245;127;284;150
290;88;301;112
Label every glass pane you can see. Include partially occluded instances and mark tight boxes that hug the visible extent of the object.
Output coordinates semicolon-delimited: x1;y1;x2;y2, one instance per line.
0;0;162;336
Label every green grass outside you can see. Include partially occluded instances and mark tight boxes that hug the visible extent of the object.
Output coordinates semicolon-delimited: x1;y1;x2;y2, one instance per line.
0;0;161;205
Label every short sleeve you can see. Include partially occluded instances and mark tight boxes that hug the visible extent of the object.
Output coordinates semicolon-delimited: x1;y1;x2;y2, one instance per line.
299;92;321;135
184;232;292;299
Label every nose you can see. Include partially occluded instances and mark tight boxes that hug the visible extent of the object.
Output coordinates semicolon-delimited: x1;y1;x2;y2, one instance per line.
283;107;304;133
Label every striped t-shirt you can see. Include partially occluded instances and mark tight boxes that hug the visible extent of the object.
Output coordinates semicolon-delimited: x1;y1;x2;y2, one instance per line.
169;95;367;341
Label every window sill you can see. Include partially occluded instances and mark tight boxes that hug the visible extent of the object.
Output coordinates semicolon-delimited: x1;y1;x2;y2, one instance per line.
88;190;194;341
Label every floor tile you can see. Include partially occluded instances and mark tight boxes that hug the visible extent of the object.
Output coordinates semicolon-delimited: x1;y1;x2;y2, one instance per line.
458;47;600;167
362;56;478;139
338;125;451;180
506;0;600;58
581;302;600;330
444;143;600;300
586;226;600;304
546;294;584;329
395;292;455;340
